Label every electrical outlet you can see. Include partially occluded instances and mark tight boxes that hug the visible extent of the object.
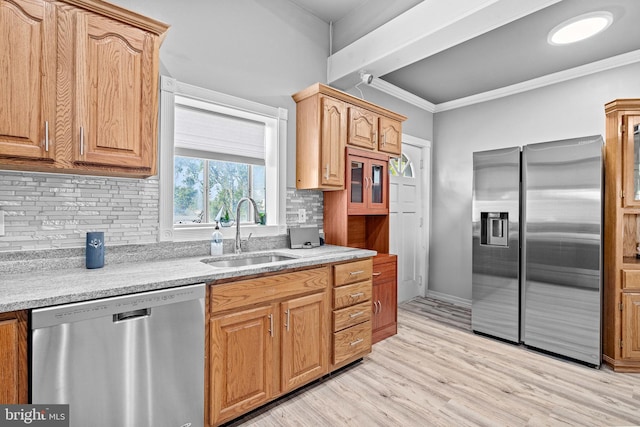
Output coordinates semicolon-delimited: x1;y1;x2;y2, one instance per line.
297;208;306;223
0;210;4;236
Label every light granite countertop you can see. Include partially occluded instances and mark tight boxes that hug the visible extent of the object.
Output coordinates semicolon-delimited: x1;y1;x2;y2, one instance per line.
0;245;376;312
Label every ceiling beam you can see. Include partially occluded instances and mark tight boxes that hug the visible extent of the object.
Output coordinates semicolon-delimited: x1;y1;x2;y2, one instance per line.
327;0;562;90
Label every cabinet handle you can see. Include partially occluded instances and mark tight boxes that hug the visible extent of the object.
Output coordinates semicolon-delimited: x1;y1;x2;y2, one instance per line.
350;292;364;298
44;121;49;152
372;301;377;314
373;131;378;144
349;270;364;276
268;314;274;337
378;300;382;313
80;126;84;156
382;133;386;146
372;272;382;277
324;164;329;180
349;311;364;319
350;338;364;346
285;309;290;332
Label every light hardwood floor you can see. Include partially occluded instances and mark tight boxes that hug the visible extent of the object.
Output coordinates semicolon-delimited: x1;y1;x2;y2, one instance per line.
226;297;640;427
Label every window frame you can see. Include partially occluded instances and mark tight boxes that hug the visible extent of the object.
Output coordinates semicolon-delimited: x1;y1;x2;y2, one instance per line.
159;76;288;241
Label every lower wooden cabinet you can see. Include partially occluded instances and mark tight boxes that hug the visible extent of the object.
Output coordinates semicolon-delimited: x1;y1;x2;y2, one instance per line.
331;259;373;370
208;267;329;426
281;292;328;392
622;293;640;359
210;304;277;424
372;254;397;344
0;310;28;404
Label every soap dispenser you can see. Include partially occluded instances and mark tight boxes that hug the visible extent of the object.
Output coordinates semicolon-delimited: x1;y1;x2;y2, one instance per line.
211;222;223;256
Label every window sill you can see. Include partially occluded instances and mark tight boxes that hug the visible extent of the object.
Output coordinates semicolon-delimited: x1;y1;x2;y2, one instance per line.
171;224;286;241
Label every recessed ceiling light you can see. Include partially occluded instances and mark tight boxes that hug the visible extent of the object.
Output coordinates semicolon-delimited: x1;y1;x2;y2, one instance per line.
548;11;613;45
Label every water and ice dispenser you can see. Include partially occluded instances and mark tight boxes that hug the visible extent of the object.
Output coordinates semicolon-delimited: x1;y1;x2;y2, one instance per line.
481;212;509;247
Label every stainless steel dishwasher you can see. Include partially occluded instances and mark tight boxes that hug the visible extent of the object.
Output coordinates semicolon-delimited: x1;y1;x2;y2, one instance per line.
32;283;205;427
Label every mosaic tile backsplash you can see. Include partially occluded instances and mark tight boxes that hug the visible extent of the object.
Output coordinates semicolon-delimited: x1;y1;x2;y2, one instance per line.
0;170;323;252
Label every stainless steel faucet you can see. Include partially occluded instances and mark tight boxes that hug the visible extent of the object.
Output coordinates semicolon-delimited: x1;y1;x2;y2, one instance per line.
235;197;261;254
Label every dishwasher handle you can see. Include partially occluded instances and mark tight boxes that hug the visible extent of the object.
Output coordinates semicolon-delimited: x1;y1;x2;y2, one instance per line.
113;308;151;322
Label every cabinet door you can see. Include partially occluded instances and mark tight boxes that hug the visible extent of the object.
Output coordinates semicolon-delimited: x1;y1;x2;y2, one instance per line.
372;280;397;335
281;292;328;392
210;305;277;425
0;311;28;404
73;10;157;172
623;116;640;207
378;116;402;156
368;157;389;214
348;106;378;150
320;96;346;187
622;293;640;359
0;0;55;162
347;154;367;214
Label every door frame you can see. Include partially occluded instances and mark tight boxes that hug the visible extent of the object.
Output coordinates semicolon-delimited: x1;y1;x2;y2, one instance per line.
391;134;431;298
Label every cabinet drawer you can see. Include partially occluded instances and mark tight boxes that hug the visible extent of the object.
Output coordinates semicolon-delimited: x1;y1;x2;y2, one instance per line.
333;301;371;332
333;259;373;287
622;270;640;289
211;267;328;312
333;320;372;365
372;261;396;284
333;280;372;309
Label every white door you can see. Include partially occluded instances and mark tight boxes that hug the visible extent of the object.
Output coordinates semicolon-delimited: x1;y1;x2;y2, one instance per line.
389;136;431;303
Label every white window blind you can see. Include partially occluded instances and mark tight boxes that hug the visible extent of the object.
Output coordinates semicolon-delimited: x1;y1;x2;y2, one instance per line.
174;103;266;165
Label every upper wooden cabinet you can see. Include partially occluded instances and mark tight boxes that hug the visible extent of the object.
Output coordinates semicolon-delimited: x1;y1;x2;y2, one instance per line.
293;83;406;191
0;0;168;177
378;116;402;156
0;0;56;163
348;105;378;151
347;148;389;215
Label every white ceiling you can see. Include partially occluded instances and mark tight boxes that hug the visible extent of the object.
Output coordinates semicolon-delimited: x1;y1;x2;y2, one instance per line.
287;0;640;109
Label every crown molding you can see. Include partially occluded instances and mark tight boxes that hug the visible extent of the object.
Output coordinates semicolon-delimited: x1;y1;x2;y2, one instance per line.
434;49;640;112
368;78;436;112
365;50;640;114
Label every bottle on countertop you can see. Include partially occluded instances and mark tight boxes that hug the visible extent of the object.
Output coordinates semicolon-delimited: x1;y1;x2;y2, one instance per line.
211;222;223;256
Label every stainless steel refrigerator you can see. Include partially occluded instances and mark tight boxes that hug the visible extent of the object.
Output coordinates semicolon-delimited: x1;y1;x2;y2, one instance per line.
471;135;603;366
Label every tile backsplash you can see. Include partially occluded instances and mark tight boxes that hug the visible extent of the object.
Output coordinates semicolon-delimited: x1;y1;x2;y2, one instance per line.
0;170;323;252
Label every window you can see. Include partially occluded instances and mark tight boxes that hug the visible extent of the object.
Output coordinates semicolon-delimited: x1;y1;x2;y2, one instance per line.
159;77;287;241
389;153;414;178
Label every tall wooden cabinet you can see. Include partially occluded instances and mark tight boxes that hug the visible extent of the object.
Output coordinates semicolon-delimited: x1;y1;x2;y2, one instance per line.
0;0;168;177
0;311;28;404
293;83;405;346
603;99;640;372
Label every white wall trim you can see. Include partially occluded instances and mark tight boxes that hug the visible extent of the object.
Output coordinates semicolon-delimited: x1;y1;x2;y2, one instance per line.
425;289;472;308
435;49;640;112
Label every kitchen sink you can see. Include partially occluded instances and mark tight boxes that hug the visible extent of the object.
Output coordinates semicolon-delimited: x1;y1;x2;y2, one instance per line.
201;252;298;268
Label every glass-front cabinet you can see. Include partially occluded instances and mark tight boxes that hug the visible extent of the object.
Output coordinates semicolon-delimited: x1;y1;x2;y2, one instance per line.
347;148;389;215
624;115;640;207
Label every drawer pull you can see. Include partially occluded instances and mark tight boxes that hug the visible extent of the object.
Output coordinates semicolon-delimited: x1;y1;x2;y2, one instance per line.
350;292;364;298
372;272;382;276
349;311;364;318
350;338;364;346
349;270;365;276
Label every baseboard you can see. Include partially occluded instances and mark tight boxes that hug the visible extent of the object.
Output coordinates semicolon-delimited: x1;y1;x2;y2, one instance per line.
424;290;472;308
